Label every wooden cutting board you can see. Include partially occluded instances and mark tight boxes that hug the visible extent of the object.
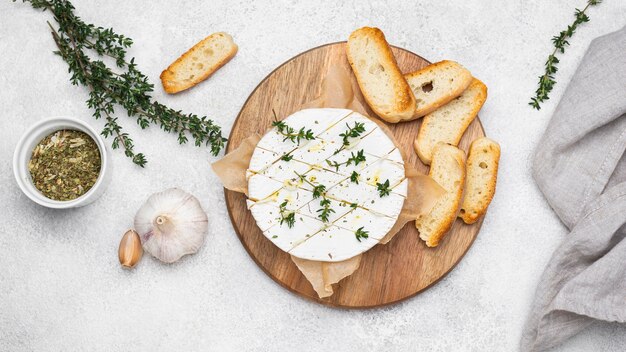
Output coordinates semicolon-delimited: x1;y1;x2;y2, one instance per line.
224;42;485;308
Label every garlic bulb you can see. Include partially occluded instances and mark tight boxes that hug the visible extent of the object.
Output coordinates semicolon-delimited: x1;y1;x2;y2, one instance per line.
134;188;208;263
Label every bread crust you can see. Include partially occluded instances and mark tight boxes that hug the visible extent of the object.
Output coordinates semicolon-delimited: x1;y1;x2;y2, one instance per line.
414;78;487;165
346;27;416;123
416;143;466;247
160;32;238;94
459;137;500;224
405;60;473;118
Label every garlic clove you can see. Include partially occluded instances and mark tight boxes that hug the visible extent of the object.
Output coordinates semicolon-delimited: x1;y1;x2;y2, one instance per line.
134;188;208;263
118;229;143;268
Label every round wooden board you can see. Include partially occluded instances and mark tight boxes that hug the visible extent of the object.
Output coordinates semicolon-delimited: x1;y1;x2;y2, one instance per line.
225;42;485;308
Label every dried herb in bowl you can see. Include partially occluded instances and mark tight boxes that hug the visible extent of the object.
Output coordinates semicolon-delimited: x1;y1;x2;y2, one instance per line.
28;130;101;201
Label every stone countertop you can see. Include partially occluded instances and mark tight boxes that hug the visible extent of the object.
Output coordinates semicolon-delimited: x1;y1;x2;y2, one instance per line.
1;1;625;351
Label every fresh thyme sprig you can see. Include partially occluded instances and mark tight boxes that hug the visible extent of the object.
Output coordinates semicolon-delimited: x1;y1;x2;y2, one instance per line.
355;227;369;242
317;198;335;223
295;171;334;223
295;172;325;198
279;199;296;228
280;152;294;162
350;171;360;184
376;179;391;197
529;0;602;110
312;185;327;199
271;111;315;145
326;149;367;171
17;0;227;166
334;122;366;154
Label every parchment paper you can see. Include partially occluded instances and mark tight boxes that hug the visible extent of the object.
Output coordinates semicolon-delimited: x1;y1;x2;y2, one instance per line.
212;64;443;298
211;134;260;196
291;255;361;298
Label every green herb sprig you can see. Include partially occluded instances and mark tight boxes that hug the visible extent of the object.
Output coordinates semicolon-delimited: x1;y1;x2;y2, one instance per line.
17;0;227;166
529;0;602;110
271;111;315;145
317;198;335;223
376;179;391;197
295;171;334;223
350;171;360;184
280;152;294;162
326;149;367;171
334;122;366;154
355;227;369;242
295;172;325;198
279;200;296;228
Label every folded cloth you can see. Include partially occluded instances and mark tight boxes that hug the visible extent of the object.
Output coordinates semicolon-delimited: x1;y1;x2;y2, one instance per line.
521;26;626;352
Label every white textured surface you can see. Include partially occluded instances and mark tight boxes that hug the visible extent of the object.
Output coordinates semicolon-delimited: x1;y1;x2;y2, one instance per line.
0;1;625;351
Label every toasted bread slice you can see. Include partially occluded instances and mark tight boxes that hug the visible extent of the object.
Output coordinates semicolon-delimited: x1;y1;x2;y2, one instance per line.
460;138;500;224
405;60;473;118
414;78;487;165
160;32;238;94
346;27;416;123
415;143;466;247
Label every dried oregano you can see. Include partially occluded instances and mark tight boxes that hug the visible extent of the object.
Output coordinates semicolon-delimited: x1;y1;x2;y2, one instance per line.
29;130;101;201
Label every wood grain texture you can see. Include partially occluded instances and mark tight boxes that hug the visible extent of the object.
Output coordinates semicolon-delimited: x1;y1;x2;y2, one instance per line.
224;42;486;308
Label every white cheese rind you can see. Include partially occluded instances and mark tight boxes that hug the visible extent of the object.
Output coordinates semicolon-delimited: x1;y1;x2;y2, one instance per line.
392;178;409;197
255;186;315;212
284;108;352;136
299;168;348;192
248;201;282;232
386;148;405;164
361;157;405;188
261;159;311;184
363;191;406;218
317;113;378;147
248;147;281;173
256;130;300;156
298;197;353;224
355;128;397;157
247;174;284;201
264;213;326;252
334;207;397;240
290;139;337;166
247;108;408;262
288;225;379;262
326;179;373;206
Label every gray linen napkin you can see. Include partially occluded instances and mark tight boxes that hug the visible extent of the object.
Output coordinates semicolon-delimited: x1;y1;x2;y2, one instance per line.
521;26;626;352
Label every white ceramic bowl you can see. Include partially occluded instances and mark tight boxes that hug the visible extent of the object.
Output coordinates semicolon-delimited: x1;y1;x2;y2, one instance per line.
13;117;111;209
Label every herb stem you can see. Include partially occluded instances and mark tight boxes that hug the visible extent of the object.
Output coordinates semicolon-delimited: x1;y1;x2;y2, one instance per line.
294;171;315;188
294;171;334;222
295;171;327;199
326;149;366;171
334;122;366;155
529;0;602;110
49;22;142;163
279;200;296;228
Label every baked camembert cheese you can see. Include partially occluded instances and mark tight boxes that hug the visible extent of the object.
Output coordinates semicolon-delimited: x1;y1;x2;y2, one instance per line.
246;108;407;262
